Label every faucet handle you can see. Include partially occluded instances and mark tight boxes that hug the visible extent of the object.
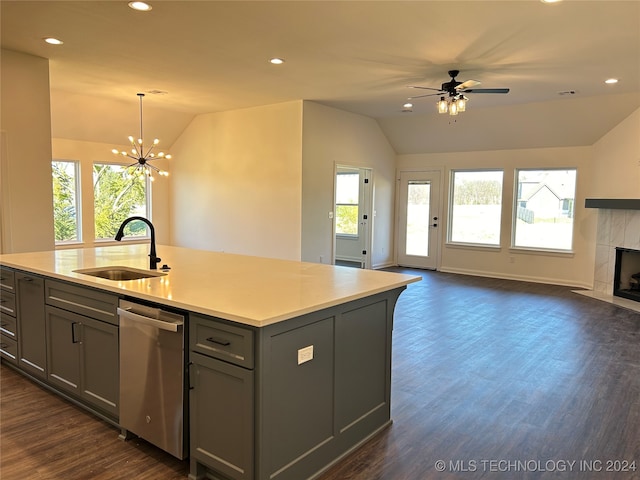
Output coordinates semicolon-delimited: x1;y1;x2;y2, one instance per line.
149;255;162;270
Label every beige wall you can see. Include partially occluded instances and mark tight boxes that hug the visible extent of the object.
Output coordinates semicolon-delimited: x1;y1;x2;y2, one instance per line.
0;49;55;253
591;107;640;198
169;101;303;260
301;101;396;268
397;146;597;288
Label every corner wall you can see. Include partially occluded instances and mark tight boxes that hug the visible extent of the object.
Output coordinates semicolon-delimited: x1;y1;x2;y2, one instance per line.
301;101;396;268
169;101;303;260
0;49;54;253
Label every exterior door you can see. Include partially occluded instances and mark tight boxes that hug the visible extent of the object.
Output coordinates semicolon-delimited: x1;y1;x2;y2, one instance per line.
334;166;372;269
397;171;441;270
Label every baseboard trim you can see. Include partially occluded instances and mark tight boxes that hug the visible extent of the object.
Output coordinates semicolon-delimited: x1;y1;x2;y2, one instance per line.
438;266;591;289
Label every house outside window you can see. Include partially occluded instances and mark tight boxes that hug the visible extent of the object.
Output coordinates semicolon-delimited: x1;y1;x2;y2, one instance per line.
93;163;151;240
448;170;504;246
52;160;81;244
513;168;576;251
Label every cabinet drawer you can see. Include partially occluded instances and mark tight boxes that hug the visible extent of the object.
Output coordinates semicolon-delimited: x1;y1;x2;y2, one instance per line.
191;314;254;369
45;280;119;325
0;267;15;292
0;315;17;339
0;290;16;317
0;334;18;364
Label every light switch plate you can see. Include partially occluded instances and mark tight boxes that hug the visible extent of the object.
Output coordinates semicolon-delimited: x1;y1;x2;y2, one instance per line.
298;345;314;365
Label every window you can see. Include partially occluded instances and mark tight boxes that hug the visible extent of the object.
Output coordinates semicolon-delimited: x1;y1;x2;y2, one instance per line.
93;163;150;240
52;160;81;244
406;181;431;256
335;172;359;236
449;170;503;246
513;168;576;251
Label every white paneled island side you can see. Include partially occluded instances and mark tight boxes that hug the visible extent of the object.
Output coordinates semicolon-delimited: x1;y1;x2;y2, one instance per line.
0;245;420;480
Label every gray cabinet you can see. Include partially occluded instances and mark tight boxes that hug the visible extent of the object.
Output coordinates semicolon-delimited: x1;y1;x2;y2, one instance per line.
45;305;119;417
189;315;254;480
44;280;119;418
16;272;47;379
0;266;18;364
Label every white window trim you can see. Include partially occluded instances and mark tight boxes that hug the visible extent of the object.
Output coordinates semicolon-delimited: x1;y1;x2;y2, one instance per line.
53;159;83;246
447;168;504;248
511;167;577;253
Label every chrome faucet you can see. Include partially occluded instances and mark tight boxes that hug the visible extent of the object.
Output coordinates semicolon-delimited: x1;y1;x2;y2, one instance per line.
114;216;162;270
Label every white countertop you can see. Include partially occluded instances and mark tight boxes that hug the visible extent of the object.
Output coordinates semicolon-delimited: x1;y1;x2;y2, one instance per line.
0;244;420;327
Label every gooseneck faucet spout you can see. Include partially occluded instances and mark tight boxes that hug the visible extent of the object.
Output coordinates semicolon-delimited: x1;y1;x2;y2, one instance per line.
114;216;161;270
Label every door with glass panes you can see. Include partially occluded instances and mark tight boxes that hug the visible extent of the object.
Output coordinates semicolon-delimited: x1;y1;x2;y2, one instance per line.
397;171;441;270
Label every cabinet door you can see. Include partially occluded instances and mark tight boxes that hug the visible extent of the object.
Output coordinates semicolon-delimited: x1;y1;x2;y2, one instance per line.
46;305;81;394
16;273;46;379
190;352;253;480
80;316;119;416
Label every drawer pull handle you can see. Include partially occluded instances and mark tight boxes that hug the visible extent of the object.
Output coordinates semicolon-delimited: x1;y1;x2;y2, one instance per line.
206;336;231;346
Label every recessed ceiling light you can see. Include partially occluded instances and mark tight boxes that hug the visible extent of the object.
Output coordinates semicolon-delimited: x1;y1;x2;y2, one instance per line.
605;78;619;84
129;2;152;11
269;58;285;65
540;0;563;3
44;37;63;45
403;103;413;108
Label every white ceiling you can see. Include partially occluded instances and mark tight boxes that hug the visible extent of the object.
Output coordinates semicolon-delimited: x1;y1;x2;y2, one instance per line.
2;0;639;154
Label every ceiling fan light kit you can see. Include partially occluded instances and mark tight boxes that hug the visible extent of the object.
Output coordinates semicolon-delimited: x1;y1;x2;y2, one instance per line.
410;69;509;116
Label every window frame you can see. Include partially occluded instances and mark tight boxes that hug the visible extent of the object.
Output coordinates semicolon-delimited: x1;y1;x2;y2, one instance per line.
52;159;82;245
447;168;504;248
335;171;360;239
511;167;577;253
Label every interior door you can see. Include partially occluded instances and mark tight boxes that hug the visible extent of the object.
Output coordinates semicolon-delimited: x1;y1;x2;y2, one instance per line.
397;171;441;270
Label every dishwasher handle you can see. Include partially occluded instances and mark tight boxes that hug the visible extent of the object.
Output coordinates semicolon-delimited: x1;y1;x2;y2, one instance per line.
117;307;183;332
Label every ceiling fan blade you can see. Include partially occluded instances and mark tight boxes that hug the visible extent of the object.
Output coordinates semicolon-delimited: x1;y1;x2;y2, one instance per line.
408;92;445;99
461;88;510;94
407;86;443;92
455;79;480;90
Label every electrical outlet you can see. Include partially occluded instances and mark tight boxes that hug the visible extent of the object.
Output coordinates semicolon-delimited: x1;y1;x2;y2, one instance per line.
319;255;324;263
298;345;314;365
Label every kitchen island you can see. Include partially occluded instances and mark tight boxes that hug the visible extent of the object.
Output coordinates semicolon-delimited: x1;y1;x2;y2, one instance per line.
0;245;419;480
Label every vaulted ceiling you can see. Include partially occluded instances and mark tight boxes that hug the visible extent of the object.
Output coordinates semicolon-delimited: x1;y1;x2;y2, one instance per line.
2;1;639;154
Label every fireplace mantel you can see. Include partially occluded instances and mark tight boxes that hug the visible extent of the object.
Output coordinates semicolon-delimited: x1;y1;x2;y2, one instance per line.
585;198;640;210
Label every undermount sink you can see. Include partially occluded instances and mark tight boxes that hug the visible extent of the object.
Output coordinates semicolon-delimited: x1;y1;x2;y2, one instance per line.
73;266;167;281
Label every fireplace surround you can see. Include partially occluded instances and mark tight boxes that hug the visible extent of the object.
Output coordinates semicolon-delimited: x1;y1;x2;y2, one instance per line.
576;198;640;313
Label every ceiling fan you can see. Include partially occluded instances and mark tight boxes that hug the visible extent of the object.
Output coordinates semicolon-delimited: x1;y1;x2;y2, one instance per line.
407;70;509;115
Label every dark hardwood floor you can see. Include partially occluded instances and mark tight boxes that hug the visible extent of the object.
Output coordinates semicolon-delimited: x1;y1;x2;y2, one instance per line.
2;269;639;479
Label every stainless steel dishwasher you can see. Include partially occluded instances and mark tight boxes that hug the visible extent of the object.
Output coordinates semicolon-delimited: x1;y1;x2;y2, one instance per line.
118;299;187;459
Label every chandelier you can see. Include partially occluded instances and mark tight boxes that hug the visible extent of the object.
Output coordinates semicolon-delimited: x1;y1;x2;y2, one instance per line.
112;93;170;180
437;94;468;116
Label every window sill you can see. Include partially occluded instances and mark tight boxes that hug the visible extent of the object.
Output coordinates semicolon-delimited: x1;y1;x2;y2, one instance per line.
445;242;501;252
509;246;575;257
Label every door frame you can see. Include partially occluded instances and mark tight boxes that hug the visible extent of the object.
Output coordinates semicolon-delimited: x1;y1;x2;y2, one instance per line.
395;168;444;270
331;164;373;269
